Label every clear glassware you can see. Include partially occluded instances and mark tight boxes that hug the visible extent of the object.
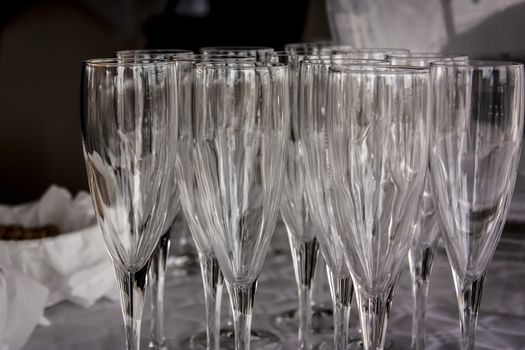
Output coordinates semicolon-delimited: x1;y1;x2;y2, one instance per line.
175;54;279;350
115;48;191;350
81;57;176;350
270;54;325;339
270;51;340;347
199;46;274;63
385;52;469;350
270;52;387;348
178;62;289;350
279;51;321;350
299;59;387;350
429;60;524;350
326;65;429;350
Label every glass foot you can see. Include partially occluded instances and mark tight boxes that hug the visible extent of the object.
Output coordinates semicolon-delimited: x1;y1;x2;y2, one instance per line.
273;305;334;334
190;327;282;350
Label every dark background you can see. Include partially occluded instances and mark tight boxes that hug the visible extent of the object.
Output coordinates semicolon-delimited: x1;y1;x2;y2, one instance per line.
0;0;330;204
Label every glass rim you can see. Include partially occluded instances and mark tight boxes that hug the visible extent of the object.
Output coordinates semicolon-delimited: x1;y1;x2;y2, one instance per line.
330;64;429;75
200;46;274;52
194;62;287;70
116;49;192;55
430;60;523;69
323;47;410;54
82;57;171;67
194;62;255;70
171;54;255;62
387;52;461;59
302;54;367;60
301;58;387;66
356;48;410;53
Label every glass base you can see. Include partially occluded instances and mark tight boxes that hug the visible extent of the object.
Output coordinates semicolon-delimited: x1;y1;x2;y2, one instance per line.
190;327;282;350
273;305;334;334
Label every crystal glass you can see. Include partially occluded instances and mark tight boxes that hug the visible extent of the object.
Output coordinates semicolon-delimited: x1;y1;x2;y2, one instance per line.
385;53;469;350
326;66;429;350
271;52;387;348
300;59;389;350
81;57;176;350
175;54;278;350
269;52;329;342
199;46;274;63
429;60;524;350
178;62;289;350
115;48;191;350
279;51;321;350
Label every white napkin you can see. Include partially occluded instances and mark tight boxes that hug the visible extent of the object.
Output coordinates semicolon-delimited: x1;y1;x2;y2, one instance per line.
0;265;48;350
0;185;118;349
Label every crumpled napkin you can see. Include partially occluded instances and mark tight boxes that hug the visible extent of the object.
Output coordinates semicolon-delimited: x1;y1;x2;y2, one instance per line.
0;266;48;350
0;185;118;349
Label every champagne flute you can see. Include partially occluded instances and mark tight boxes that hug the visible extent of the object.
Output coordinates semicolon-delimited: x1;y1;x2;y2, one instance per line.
270;51;385;346
326;65;429;350
385;52;468;350
178;62;289;350
81;57;176;350
271;50;338;346
300;58;389;350
429;60;524;350
174;54;279;350
276;49;322;350
116;48;192;350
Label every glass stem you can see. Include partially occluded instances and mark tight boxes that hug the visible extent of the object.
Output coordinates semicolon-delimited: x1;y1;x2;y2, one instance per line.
226;279;257;350
354;283;395;350
289;237;319;350
408;243;437;350
298;285;313;350
452;270;486;350
198;252;223;350
327;267;353;350
149;229;171;349
114;261;150;350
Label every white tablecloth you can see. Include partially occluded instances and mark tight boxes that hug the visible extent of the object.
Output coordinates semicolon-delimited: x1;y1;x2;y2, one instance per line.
22;228;525;350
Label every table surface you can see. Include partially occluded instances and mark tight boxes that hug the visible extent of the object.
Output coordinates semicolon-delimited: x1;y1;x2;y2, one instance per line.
22;227;525;350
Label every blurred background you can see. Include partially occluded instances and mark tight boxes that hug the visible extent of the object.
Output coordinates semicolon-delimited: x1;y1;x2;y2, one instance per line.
1;0;525;203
